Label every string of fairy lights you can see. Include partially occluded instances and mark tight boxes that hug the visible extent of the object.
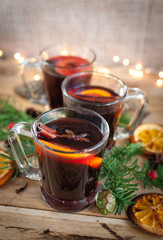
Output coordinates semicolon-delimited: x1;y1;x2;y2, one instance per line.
111;55;163;87
0;50;162;87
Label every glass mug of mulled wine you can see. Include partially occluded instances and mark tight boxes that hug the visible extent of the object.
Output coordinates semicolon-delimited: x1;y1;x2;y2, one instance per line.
62;71;148;148
8;107;109;212
22;44;96;108
41;44;96;108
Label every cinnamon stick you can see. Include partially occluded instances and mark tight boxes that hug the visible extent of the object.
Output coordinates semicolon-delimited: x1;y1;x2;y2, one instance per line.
36;123;59;139
36;123;90;143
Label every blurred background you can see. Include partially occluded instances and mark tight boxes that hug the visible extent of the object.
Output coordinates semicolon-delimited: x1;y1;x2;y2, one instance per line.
0;0;163;68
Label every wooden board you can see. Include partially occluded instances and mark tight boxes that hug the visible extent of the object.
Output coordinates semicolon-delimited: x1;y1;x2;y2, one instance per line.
0;205;160;240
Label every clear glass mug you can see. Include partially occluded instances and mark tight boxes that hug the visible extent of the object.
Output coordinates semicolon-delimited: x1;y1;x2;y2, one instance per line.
22;44;96;108
21;57;47;105
61;71;148;148
8;107;109;212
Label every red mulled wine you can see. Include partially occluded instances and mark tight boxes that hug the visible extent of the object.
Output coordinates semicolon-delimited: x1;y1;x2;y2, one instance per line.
35;118;103;212
42;56;92;108
67;86;122;148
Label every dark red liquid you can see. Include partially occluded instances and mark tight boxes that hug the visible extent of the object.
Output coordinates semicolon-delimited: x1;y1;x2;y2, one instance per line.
35;118;104;212
67;86;123;148
42;56;92;109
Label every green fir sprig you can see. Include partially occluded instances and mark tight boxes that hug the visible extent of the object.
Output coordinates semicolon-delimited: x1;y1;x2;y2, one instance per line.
100;143;163;215
0;98;34;140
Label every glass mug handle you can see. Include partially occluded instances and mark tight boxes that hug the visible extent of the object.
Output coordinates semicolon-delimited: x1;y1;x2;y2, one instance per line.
115;88;148;140
8;122;41;180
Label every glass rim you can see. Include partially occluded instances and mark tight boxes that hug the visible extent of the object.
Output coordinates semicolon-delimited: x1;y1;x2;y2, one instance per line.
61;71;128;106
32;106;109;154
39;43;96;69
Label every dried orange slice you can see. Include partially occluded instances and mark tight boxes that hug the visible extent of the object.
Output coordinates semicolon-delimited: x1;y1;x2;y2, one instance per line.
0;151;14;186
131;123;163;154
127;193;163;235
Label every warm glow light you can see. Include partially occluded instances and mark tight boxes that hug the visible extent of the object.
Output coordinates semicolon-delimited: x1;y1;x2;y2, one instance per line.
34;74;41;81
95;66;110;74
158;71;163;78
129;69;135;76
144;68;151;75
113;56;120;63
0;50;3;57
14;52;24;63
18;56;24;64
129;69;143;78
136;71;143;77
135;64;142;71
61;50;68;55
123;59;129;66
14;52;21;60
30;57;37;63
156;79;163;87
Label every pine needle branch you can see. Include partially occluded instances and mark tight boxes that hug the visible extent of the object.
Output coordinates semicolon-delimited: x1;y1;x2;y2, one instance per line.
99;143;162;215
0;98;34;140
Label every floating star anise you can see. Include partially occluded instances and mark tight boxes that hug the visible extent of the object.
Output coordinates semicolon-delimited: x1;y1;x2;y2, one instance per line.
58;129;90;143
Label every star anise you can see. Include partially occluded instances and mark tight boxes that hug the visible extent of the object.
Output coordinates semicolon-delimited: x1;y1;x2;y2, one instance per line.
148;153;163;169
58;129;90;143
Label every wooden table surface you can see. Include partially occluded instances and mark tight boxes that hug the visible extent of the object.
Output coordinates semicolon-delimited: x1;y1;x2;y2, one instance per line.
0;59;162;240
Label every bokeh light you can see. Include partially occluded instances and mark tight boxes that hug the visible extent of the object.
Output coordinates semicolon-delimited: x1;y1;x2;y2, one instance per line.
113;56;120;63
123;59;129;66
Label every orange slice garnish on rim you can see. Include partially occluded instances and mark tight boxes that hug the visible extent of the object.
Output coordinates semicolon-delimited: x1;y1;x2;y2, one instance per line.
36;140;103;168
79;88;112;97
54;56;92;77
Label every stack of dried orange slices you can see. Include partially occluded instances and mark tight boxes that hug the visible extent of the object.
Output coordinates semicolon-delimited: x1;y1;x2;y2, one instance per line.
0;150;14;186
127;193;163;235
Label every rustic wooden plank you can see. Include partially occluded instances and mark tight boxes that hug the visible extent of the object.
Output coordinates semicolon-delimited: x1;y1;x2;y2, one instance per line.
0;205;159;240
0;168;162;220
0;174;124;219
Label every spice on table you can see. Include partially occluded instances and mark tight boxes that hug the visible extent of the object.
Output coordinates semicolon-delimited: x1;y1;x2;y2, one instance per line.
148;152;163;169
26;107;42;118
43;229;50;234
16;182;28;193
